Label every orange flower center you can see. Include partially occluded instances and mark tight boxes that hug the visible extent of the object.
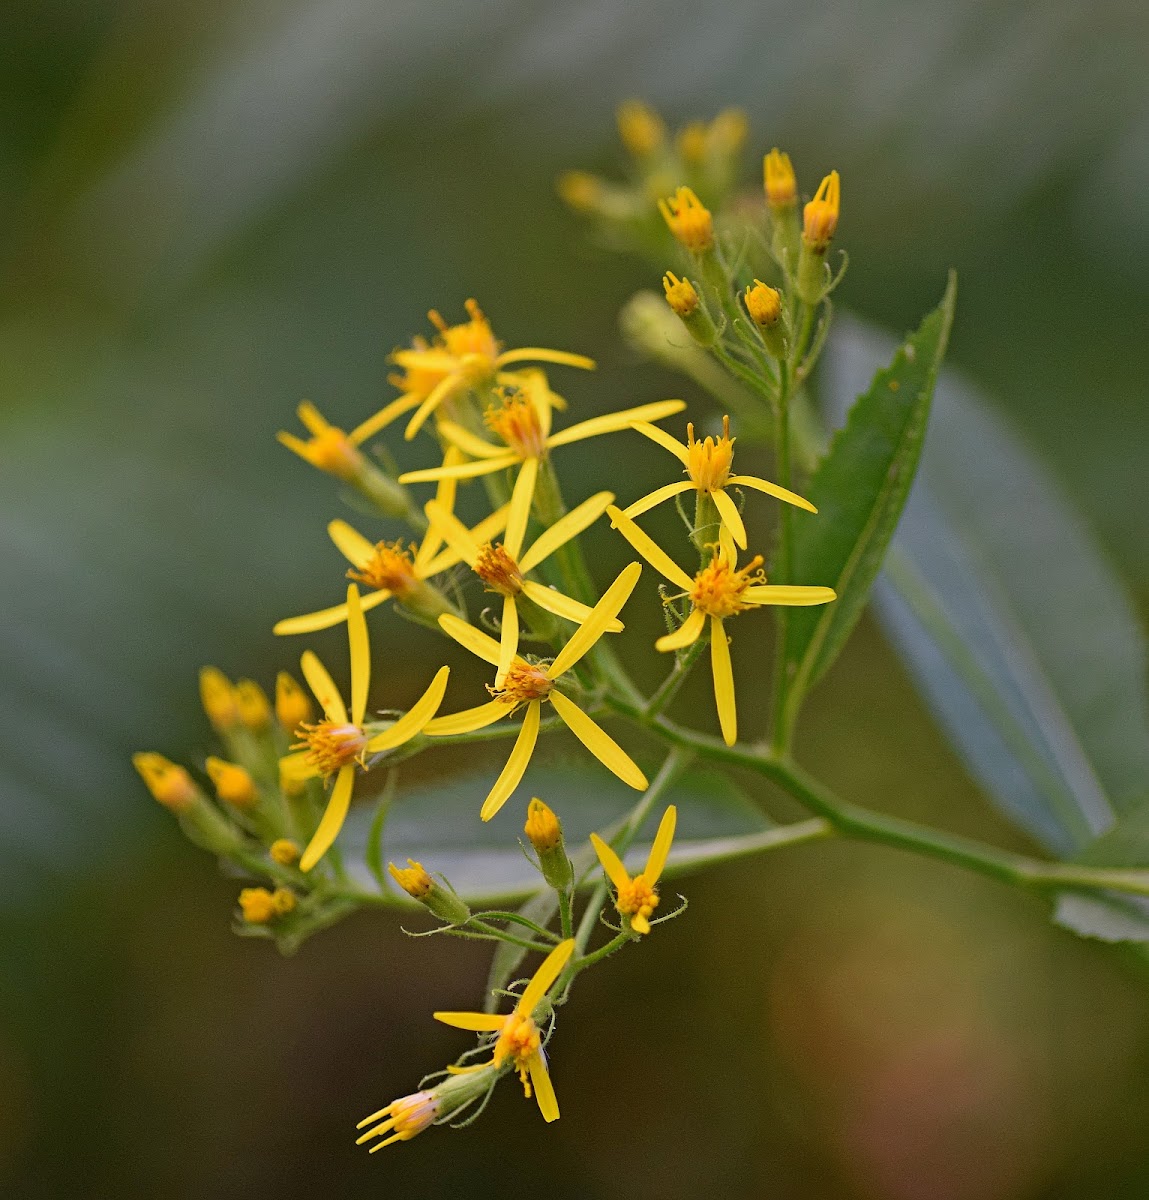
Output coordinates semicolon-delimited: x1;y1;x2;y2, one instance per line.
686;415;735;491
488;660;553;705
484;391;546;459
689;553;765;618
306;428;363;479
438;298;500;363
294;720;367;776
616;873;659;923
348;541;419;595
495;1012;542;1097
474;543;523;596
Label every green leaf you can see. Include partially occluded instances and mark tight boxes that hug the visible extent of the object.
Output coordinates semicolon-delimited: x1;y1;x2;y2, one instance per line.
335;761;777;906
823;315;1149;860
780;272;956;730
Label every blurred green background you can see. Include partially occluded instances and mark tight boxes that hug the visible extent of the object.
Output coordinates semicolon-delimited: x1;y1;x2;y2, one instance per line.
3;1;1149;1195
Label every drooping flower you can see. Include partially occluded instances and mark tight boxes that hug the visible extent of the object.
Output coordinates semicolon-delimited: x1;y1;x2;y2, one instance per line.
606;506;835;745
389;299;596;441
424;488;622;686
434;938;575;1123
424;563;647;820
279;585;451;870
590;805;677;934
621;414;816;548
273;453;509;636
399;371;685;572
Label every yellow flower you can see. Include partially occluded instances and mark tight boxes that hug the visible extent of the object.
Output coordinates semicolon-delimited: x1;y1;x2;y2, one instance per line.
434;938;575;1123
388;858;433;900
662;271;700;317
621;415;816;549
279;585;451;871
273;451;509;636
590;805;677;934
399;371;685;577
764;148;797;209
744;280;781;328
803;170;841;252
424;563;647;820
276;400;414;480
607;507;835;745
424;488;623;686
356;1062;502;1152
658;186;714;253
388;299;596;441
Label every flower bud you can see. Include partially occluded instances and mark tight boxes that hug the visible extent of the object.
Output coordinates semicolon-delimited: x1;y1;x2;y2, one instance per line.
388;859;471;924
270;887;296;915
524;798;573;891
205;756;258;808
275;671;313;733
238;887;277;924
557;170;603;214
744;280;781;327
270;838;302;866
763;149;797;210
133;752;199;812
676;121;707;166
658;186;714;254
617;100;666;159
199;667;239;732
802;170;840;252
235;680;272;732
662;271;719;348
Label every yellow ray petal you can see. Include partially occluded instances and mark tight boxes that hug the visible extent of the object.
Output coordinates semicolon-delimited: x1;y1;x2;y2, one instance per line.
546;561;641;679
519;368;555;440
433;1011;506;1032
727;474;817;513
391;347;457;371
416;447;465;568
423;699;510;737
519;490;614;574
711;487;747;549
496;595;519;687
631;420;689;464
437;419;510;460
527;1052;560;1123
276;431;314;461
504;457;539;560
718;525;737;566
518;938;576;1015
299;764;355;871
605;506;695;592
654;605;706;652
424;499;481;568
710;616;737;746
279;751;318;782
520;581;624;632
549;691;647;790
495;347;596;371
621;479;694;522
398;454;518;485
300;650;347;724
349;391;422;445
544;399;686;450
589;832;631;891
438;613;504;667
346;586;370;726
480;701;541;821
743;585;837;605
273;588;390;636
365;666;450;752
403;370;465;440
328;519;376;568
296;400;330;435
644;804;678;883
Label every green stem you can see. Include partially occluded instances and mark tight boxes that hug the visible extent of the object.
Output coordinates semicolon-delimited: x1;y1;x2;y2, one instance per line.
644;638;707;720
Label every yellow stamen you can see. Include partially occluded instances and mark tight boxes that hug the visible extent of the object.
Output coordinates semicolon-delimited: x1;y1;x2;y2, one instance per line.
803;170;840;251
689;552;766;618
658;186;714;254
388;858;434;900
205;757;258;808
615;872;660;932
347;540;420;596
686;415;735;492
474;543;524;596
484;391;547;459
744;280;781;327
488;660;553;706
132;752;198;812
494;1011;543;1098
292;720;368;777
764;148;797;208
662;271;700;317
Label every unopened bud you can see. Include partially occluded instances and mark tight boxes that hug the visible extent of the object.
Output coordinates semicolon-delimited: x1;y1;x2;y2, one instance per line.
271;887;296;915
744;280;781;327
524;799;573;891
617;100;666;159
557;170;603;214
270;838;302;866
199;667;239;732
676;121;707;166
235;680;272;732
802;170;840;253
662;271;718;347
238;887;277;924
133;752;198;812
275;671;313;733
764;149;797;210
388;859;471;924
205;756;258;808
